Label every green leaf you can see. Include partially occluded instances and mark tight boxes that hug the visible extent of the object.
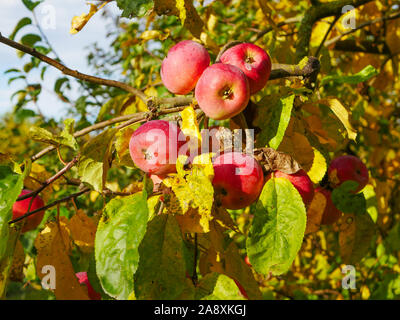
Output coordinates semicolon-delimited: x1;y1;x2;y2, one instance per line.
134;214;188;299
202;274;246;300
246;177;306;275
78;128;117;192
95;192;149;300
54;77;70;94
255;94;295;149
9;17;32;40
21;0;43;11
97;94;131;122
321;65;378;86
0;160;29;260
0;228;21;299
20;34;42;47
331;181;366;215
116;0;153;18
362;184;378;223
29;119;78;151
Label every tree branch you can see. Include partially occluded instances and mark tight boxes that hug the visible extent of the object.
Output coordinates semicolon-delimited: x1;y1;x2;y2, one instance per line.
0;32;148;103
270;57;321;80
332;39;390;54
295;0;374;61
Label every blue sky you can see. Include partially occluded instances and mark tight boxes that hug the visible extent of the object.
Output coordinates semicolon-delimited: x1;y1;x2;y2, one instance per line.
0;0;124;120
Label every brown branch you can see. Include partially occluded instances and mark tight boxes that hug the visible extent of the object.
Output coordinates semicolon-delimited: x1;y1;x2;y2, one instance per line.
332;39;390;54
18;156;80;201
270;57;320;80
9;187;91;224
0;32;148;103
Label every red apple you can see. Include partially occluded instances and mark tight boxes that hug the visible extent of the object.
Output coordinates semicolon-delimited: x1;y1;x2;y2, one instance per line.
220;43;271;95
129;120;186;175
272;170;315;206
315;187;342;225
12;189;45;233
328;155;369;193
161;40;210;95
212;152;264;210
195;63;250;120
76;272;102;300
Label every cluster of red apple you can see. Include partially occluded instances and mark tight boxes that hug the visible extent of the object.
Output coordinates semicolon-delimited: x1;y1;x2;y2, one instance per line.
161;40;272;120
128;118;369;218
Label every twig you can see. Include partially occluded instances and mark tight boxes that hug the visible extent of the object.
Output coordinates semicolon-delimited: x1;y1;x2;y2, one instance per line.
325;11;400;47
17;156;80;202
9;187;91;224
315;15;340;57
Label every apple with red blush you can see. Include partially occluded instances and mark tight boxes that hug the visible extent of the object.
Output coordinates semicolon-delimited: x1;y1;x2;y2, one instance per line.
161;40;210;95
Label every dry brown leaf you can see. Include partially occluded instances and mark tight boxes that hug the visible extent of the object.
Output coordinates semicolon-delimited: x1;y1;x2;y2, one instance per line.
35;220;89;300
254;147;302;174
305;192;326;234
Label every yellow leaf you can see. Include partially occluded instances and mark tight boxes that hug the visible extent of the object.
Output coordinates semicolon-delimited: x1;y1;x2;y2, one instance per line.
163;155;214;232
70;3;105;35
310;18;334;47
35;220;89;300
307;147;327;184
200;32;219;54
24;163;53;203
361;285;371;300
141;30;161;41
67;211;97;254
180;105;202;152
319;98;357;141
140;30;170;41
176;0;186;25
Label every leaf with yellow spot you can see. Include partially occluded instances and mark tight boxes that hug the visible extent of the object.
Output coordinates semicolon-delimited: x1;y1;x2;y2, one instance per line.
307;147;327;184
35;219;89;300
163;155;214;232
